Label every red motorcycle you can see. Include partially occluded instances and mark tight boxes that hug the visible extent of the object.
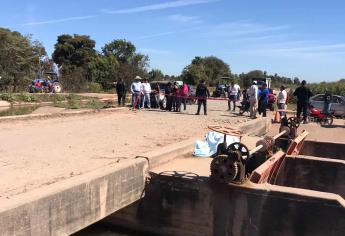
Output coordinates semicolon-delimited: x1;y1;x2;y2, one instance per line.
308;105;334;126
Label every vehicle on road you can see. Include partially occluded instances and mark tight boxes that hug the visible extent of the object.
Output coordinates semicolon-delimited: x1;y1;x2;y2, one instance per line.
150;81;196;109
309;94;345;117
29;72;62;93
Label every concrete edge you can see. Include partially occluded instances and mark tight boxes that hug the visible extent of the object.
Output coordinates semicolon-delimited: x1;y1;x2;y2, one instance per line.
289;154;345;164
0;107;128;122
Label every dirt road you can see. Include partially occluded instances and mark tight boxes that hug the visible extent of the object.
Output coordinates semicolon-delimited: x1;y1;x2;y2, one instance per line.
0;100;249;199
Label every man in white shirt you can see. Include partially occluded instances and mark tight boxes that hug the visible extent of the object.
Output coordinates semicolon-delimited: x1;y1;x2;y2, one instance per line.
248;81;258;118
277;85;287;117
130;76;142;110
227;82;240;111
141;78;152;109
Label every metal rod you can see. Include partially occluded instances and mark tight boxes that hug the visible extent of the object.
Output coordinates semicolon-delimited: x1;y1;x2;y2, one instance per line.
249;145;263;155
273;130;287;140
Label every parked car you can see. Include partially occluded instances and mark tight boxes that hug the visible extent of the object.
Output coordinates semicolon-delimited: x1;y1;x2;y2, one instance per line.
309;94;345;117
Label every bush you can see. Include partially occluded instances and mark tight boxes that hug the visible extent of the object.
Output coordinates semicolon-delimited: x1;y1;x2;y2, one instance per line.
16;93;38;102
88;82;102;93
0;93;15;102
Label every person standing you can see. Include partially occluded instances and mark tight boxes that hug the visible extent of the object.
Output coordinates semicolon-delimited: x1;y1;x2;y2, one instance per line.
195;80;210;115
236;83;241;101
181;81;189;111
323;89;333;114
277;85;287;117
248;81;258;119
116;79;126;106
293;80;312;123
227;81;240;111
258;83;269;117
141;79;151;109
130;76;142;110
165;82;173;111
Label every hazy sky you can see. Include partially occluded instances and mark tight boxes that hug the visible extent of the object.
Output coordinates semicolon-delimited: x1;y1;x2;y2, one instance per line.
1;0;345;82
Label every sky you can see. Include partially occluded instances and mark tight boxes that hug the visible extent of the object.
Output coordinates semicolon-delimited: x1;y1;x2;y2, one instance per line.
1;0;345;82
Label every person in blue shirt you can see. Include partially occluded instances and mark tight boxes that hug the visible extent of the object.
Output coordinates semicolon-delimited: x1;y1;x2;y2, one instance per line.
258;83;269;117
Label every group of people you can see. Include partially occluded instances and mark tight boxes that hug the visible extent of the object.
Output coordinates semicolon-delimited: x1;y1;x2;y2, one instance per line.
119;76;328;124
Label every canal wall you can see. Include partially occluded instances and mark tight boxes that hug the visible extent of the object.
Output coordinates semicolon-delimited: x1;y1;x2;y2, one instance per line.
104;173;345;236
299;140;345;160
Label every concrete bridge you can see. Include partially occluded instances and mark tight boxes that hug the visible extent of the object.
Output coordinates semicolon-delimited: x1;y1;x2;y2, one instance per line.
0;117;270;235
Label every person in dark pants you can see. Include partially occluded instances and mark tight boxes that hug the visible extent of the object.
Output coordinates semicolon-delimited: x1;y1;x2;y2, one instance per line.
195;80;210;115
165;82;173;111
323;90;332;114
116;79;126;106
293;80;313;124
258;83;269;117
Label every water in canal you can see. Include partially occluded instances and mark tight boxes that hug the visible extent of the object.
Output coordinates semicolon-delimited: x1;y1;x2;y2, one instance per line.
0;105;38;117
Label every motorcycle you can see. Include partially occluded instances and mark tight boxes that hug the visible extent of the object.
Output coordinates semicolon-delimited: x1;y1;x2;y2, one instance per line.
308;105;334;126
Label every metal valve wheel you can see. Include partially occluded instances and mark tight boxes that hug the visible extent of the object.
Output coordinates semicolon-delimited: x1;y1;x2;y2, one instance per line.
210;154;239;183
227;142;249;164
288;117;300;128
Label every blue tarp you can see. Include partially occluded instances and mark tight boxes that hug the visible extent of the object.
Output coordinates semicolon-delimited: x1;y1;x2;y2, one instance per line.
193;131;240;157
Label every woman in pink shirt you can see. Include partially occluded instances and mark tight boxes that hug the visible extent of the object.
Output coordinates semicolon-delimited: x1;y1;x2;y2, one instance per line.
181;82;189;111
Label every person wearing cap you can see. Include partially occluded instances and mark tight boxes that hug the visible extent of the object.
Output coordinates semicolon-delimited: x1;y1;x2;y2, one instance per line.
277;85;287;117
141;78;151;109
293;80;313;123
130;76;142;110
248;81;258;119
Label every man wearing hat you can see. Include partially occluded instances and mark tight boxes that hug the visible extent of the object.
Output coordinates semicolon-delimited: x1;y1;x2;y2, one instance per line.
130;76;142;110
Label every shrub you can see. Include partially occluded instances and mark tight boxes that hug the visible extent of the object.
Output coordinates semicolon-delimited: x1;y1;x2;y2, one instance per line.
0;93;15;102
88;82;102;93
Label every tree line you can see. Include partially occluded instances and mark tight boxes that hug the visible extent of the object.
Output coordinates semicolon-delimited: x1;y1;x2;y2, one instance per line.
0;27;343;94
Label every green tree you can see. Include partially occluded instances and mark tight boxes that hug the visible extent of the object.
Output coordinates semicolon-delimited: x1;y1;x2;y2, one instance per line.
0;28;46;92
102;39;149;85
181;56;231;85
52;34;98;91
148;69;164;81
293;77;301;85
52;34;96;67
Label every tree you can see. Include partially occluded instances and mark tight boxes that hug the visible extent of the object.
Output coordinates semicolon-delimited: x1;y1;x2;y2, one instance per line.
148;69;164;81
181;56;231;85
87;54;119;90
242;70;265;87
102;39;149;85
293;77;301;85
0;28;46;92
52;34;96;68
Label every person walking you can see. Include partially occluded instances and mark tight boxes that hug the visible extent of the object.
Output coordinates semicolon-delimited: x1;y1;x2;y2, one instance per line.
248;81;258;119
141;79;151;109
258;83;269;117
181;81;189;111
116;79;126;106
130;76;142;110
195;80;210;115
172;82;180;112
293;80;312;123
277;85;287;117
